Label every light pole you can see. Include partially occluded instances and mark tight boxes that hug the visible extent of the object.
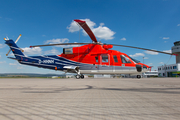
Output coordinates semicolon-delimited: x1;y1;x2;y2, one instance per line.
142;57;144;78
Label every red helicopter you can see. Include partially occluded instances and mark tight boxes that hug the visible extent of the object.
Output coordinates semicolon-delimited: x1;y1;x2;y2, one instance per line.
5;19;173;79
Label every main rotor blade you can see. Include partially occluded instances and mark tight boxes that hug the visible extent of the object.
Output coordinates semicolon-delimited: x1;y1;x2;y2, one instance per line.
109;44;173;55
30;43;93;48
30;42;173;55
74;19;98;43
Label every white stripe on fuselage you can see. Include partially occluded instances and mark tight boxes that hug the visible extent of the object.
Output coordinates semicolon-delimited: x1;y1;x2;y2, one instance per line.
79;69;149;75
20;61;57;67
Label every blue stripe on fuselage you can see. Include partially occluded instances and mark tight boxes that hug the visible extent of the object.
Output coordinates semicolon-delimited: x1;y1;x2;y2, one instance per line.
18;55;84;71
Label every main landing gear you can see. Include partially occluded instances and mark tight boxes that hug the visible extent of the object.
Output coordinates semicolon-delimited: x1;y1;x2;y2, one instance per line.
75;74;84;79
74;67;84;79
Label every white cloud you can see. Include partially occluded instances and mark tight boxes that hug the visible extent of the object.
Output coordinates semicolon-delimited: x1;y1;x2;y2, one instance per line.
9;62;24;69
0;44;5;48
45;38;79;48
144;50;158;55
147;63;153;66
67;21;80;32
129;53;145;57
0;61;6;64
17;66;24;69
16;64;24;69
120;37;126;41
177;24;180;26
163;50;171;53
44;48;60;55
0;55;1;59
9;63;17;65
67;19;96;33
22;47;42;55
159;62;164;64
162;37;169;39
45;38;69;44
67;19;115;40
92;23;115;40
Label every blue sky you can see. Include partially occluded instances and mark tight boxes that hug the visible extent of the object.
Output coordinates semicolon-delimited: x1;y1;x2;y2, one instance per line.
0;0;180;74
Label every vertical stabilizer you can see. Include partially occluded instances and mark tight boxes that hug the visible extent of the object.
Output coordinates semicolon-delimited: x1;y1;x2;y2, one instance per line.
5;40;25;60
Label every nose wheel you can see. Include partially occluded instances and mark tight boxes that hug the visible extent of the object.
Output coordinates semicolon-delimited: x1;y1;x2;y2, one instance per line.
137;75;141;79
75;74;84;79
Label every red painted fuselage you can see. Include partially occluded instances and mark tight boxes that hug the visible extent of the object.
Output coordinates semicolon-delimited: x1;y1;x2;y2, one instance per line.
59;44;150;69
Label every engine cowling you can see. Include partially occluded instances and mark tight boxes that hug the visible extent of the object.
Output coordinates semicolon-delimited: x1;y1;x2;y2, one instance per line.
103;45;113;50
63;47;89;54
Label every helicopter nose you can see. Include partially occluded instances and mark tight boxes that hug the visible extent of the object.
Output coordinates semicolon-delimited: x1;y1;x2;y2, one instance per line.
143;65;147;69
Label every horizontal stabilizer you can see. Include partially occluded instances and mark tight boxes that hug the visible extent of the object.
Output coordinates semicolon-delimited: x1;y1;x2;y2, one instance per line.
7;57;20;61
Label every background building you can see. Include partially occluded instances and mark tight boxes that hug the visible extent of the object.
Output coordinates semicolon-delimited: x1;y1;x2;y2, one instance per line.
143;71;158;78
158;41;180;77
158;64;180;77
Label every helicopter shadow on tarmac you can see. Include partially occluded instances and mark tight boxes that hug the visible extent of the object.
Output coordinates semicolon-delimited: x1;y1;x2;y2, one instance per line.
22;85;180;94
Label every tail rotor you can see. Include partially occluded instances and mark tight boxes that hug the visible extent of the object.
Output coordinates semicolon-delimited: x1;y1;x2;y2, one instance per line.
5;34;23;56
4;36;9;41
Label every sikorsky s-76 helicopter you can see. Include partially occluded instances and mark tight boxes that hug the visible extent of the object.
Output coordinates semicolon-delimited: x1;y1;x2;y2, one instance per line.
4;19;174;79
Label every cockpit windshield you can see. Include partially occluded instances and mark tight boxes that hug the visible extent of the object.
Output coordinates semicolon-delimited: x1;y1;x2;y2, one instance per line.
128;56;140;63
120;55;132;63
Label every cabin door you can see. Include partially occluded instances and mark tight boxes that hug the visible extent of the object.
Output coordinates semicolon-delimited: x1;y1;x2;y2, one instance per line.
99;54;113;73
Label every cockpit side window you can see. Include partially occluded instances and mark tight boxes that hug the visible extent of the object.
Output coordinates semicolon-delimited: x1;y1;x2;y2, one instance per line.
95;56;98;63
120;55;132;63
113;55;118;63
102;55;108;63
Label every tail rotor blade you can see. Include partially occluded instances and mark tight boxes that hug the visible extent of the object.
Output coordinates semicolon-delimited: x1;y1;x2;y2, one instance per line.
4;37;9;41
6;49;11;56
19;48;24;52
15;34;22;43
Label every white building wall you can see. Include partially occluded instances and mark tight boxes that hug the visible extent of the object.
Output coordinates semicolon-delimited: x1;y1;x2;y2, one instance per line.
158;63;180;77
178;64;180;70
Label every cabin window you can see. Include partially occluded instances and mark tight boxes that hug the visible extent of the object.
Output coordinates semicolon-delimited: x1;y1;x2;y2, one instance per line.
173;66;177;69
113;55;118;63
102;55;108;63
120;55;131;63
95;56;98;63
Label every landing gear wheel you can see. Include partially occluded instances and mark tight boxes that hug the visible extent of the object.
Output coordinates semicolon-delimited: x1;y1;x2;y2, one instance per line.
137;75;141;79
76;75;81;79
80;74;84;79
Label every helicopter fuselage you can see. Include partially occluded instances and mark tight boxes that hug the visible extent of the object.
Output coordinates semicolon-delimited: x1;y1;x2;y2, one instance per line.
59;44;150;74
